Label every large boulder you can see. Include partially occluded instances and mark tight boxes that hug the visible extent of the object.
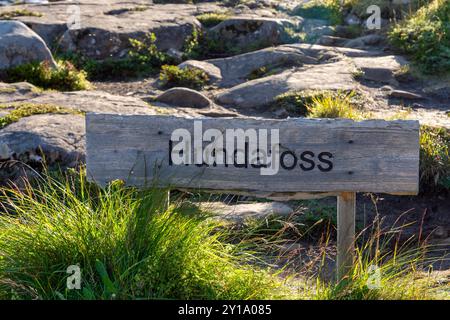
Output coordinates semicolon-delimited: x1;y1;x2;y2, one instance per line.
0;21;57;70
208;17;300;52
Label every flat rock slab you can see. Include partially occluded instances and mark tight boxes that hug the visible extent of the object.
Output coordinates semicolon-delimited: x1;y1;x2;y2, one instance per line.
216;60;356;108
0;85;157;115
201;201;294;222
353;55;408;84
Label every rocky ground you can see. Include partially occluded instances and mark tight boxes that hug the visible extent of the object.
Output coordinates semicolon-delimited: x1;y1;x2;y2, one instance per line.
0;0;449;274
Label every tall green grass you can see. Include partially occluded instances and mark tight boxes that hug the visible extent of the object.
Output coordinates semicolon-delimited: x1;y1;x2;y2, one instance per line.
0;170;289;300
0;169;447;300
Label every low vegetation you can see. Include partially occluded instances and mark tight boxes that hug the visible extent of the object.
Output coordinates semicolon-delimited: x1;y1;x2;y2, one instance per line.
182;28;230;60
0;60;91;91
159;65;209;89
0;9;43;20
389;0;450;73
419;125;450;192
291;0;343;25
59;33;172;80
0;103;81;129
196;12;230;28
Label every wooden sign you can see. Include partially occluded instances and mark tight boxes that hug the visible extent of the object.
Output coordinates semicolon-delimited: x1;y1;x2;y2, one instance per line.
86;114;420;195
86;114;420;281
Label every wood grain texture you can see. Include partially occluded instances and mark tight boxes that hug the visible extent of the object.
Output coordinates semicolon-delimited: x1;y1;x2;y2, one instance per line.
86;114;420;195
337;192;356;281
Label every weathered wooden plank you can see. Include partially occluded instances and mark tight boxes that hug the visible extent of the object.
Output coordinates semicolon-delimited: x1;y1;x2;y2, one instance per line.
337;192;356;281
86;114;420;195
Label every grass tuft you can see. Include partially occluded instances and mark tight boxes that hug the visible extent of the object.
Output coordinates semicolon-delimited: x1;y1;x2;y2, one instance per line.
275;90;363;119
0;170;290;300
306;91;363;119
196;12;230;28
159;65;209;90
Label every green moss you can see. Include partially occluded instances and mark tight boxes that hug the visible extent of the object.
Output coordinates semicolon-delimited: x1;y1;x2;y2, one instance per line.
389;0;450;73
0;9;43;20
419;125;450;192
0;60;92;91
159;65;209;90
0;103;81;129
196;12;230;28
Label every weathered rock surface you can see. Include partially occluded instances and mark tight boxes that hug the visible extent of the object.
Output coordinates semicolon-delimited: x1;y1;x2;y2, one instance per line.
207;45;318;87
178;60;223;83
0;88;158;115
353;55;408;84
301;18;334;40
0;114;85;166
216;60;355;108
156;87;213;109
0;0;221;59
208;17;299;52
344;34;385;49
0;21;56;70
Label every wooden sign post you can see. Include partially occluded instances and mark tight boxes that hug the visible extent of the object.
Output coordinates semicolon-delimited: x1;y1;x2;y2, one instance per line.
86;114;420;281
